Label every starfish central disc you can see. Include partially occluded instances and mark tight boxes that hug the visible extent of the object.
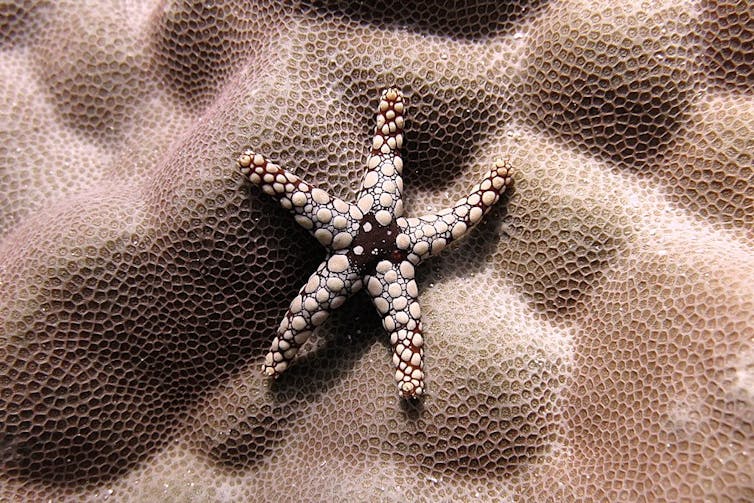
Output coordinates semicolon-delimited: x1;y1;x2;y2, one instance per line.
238;88;513;398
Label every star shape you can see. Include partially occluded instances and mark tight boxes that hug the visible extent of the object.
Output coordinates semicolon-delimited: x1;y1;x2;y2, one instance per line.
237;88;513;398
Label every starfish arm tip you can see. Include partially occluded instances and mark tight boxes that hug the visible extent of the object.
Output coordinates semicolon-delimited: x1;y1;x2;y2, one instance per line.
492;158;515;187
260;262;362;378
372;88;405;154
357;88;407;218
237;148;303;196
367;262;426;399
403;158;515;262
238;148;361;244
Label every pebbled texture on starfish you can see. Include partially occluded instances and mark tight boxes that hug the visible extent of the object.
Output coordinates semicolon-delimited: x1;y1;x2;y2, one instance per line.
237;88;513;398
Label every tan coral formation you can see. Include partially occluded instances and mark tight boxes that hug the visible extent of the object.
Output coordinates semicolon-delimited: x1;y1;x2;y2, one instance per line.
0;0;752;501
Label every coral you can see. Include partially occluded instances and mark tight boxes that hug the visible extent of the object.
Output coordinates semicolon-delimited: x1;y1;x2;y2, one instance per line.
0;0;752;501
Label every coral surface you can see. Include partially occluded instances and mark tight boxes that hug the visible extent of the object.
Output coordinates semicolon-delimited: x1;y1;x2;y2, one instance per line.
1;0;752;501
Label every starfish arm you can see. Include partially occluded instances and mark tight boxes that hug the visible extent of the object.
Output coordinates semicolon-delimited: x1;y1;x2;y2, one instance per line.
396;159;514;265
355;87;406;225
238;150;363;250
365;259;425;398
262;253;363;377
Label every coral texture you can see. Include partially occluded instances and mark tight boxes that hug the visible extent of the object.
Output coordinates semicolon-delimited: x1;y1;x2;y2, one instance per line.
0;0;752;501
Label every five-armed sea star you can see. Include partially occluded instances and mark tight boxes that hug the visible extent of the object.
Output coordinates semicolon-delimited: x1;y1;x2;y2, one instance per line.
237;88;513;398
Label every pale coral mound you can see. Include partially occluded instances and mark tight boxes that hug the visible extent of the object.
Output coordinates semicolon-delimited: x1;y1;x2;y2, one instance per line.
0;0;752;501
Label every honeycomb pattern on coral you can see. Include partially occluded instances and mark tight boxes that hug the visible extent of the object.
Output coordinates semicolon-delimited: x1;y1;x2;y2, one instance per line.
1;0;752;501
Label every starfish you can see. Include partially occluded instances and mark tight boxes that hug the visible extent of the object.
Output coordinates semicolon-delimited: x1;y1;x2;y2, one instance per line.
237;88;513;398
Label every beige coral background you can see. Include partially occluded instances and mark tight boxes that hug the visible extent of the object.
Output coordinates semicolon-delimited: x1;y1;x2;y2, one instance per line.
1;0;753;501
